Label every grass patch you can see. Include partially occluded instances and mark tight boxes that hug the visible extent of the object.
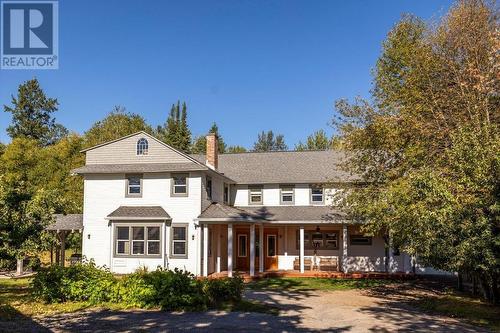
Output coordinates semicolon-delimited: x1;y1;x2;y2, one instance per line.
412;292;500;332
0;276;277;320
248;277;389;291
0;277;137;319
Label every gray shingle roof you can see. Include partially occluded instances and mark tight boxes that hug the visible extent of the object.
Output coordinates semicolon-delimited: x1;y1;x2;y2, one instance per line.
72;163;207;175
47;214;83;231
191;150;358;184
198;203;346;222
107;206;171;220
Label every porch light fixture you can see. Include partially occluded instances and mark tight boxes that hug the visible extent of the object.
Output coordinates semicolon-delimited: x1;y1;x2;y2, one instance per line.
316;226;320;232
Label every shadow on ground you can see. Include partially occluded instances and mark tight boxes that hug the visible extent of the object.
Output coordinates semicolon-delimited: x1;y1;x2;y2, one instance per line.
358;282;490;333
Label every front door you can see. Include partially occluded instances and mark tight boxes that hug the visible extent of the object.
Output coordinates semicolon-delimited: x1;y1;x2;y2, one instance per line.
265;230;278;270
236;231;249;270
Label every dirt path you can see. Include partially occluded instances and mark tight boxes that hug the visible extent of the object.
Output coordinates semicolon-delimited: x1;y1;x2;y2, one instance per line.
2;284;491;332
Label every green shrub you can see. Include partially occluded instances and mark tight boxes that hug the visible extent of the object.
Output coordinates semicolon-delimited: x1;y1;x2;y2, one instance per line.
31;263;244;310
32;260;116;303
202;276;244;306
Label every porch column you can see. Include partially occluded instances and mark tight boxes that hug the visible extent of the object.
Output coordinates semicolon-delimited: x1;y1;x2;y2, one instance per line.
202;224;209;277
227;223;233;277
216;225;221;273
284;226;288;256
259;224;264;273
299;226;305;273
250;224;255;276
342;224;348;273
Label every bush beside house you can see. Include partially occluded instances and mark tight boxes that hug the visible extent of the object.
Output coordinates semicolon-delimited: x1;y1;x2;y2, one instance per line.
31;261;243;310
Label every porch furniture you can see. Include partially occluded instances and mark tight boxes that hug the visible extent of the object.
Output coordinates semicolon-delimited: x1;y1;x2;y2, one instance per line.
318;257;339;271
293;257;313;271
69;254;82;265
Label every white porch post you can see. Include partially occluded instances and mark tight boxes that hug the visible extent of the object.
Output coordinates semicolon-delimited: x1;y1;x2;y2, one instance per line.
203;224;209;277
250;224;255;276
299;226;305;273
284;226;288;256
259;224;264;273
216;225;221;273
227;223;233;277
342;224;348;273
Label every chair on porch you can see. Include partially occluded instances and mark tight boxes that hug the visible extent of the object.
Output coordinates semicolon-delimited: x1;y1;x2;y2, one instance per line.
318;257;339;272
293;257;313;271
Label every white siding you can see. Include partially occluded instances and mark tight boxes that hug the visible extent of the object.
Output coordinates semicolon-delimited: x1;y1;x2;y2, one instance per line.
82;172;202;274
85;133;195;165
234;184;338;207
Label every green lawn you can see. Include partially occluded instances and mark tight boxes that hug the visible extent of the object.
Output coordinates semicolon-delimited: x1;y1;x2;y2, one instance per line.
0;278;127;319
247;277;388;291
0;277;275;320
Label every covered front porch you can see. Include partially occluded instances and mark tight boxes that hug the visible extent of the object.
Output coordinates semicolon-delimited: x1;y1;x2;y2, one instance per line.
199;222;410;277
197;203;412;278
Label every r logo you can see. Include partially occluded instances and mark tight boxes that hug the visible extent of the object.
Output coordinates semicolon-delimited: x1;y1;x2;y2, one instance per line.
3;3;53;54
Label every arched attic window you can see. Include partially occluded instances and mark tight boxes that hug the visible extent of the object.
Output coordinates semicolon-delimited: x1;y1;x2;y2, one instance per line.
137;138;149;155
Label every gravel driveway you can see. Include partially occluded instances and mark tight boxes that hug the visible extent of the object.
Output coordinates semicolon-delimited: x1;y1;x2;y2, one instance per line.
3;283;490;332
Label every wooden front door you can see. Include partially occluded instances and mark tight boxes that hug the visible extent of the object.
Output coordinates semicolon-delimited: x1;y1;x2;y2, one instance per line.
235;231;249;270
264;229;278;270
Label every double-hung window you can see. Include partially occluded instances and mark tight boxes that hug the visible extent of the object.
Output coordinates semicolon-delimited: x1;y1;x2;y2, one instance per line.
132;226;145;255
171;224;188;258
147;226;161;255
280;186;294;205
249;186;263;205
310;186;324;204
115;225;161;256
116;227;130;255
172;174;188;196
206;176;212;200
126;174;142;197
223;183;229;204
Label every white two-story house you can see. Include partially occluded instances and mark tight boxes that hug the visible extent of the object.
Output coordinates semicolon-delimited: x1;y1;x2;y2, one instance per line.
73;131;414;276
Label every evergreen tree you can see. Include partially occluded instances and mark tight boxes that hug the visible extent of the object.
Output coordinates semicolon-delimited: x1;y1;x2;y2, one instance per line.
191;122;226;154
4;78;67;146
253;130;288;152
226;145;247;153
156;101;191;152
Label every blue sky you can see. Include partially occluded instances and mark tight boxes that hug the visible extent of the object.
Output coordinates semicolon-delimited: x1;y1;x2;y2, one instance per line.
0;0;453;148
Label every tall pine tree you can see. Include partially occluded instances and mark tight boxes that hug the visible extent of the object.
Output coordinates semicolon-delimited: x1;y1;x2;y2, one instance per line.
156;101;192;152
4;78;68;146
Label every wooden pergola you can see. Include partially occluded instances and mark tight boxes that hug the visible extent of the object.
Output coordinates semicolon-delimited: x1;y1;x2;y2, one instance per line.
46;214;83;267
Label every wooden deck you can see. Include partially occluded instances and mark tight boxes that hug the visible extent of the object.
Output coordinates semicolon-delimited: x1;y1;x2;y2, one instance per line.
207;270;415;282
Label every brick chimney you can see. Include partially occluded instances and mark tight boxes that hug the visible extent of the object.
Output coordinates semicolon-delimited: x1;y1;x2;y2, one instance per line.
206;133;218;170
